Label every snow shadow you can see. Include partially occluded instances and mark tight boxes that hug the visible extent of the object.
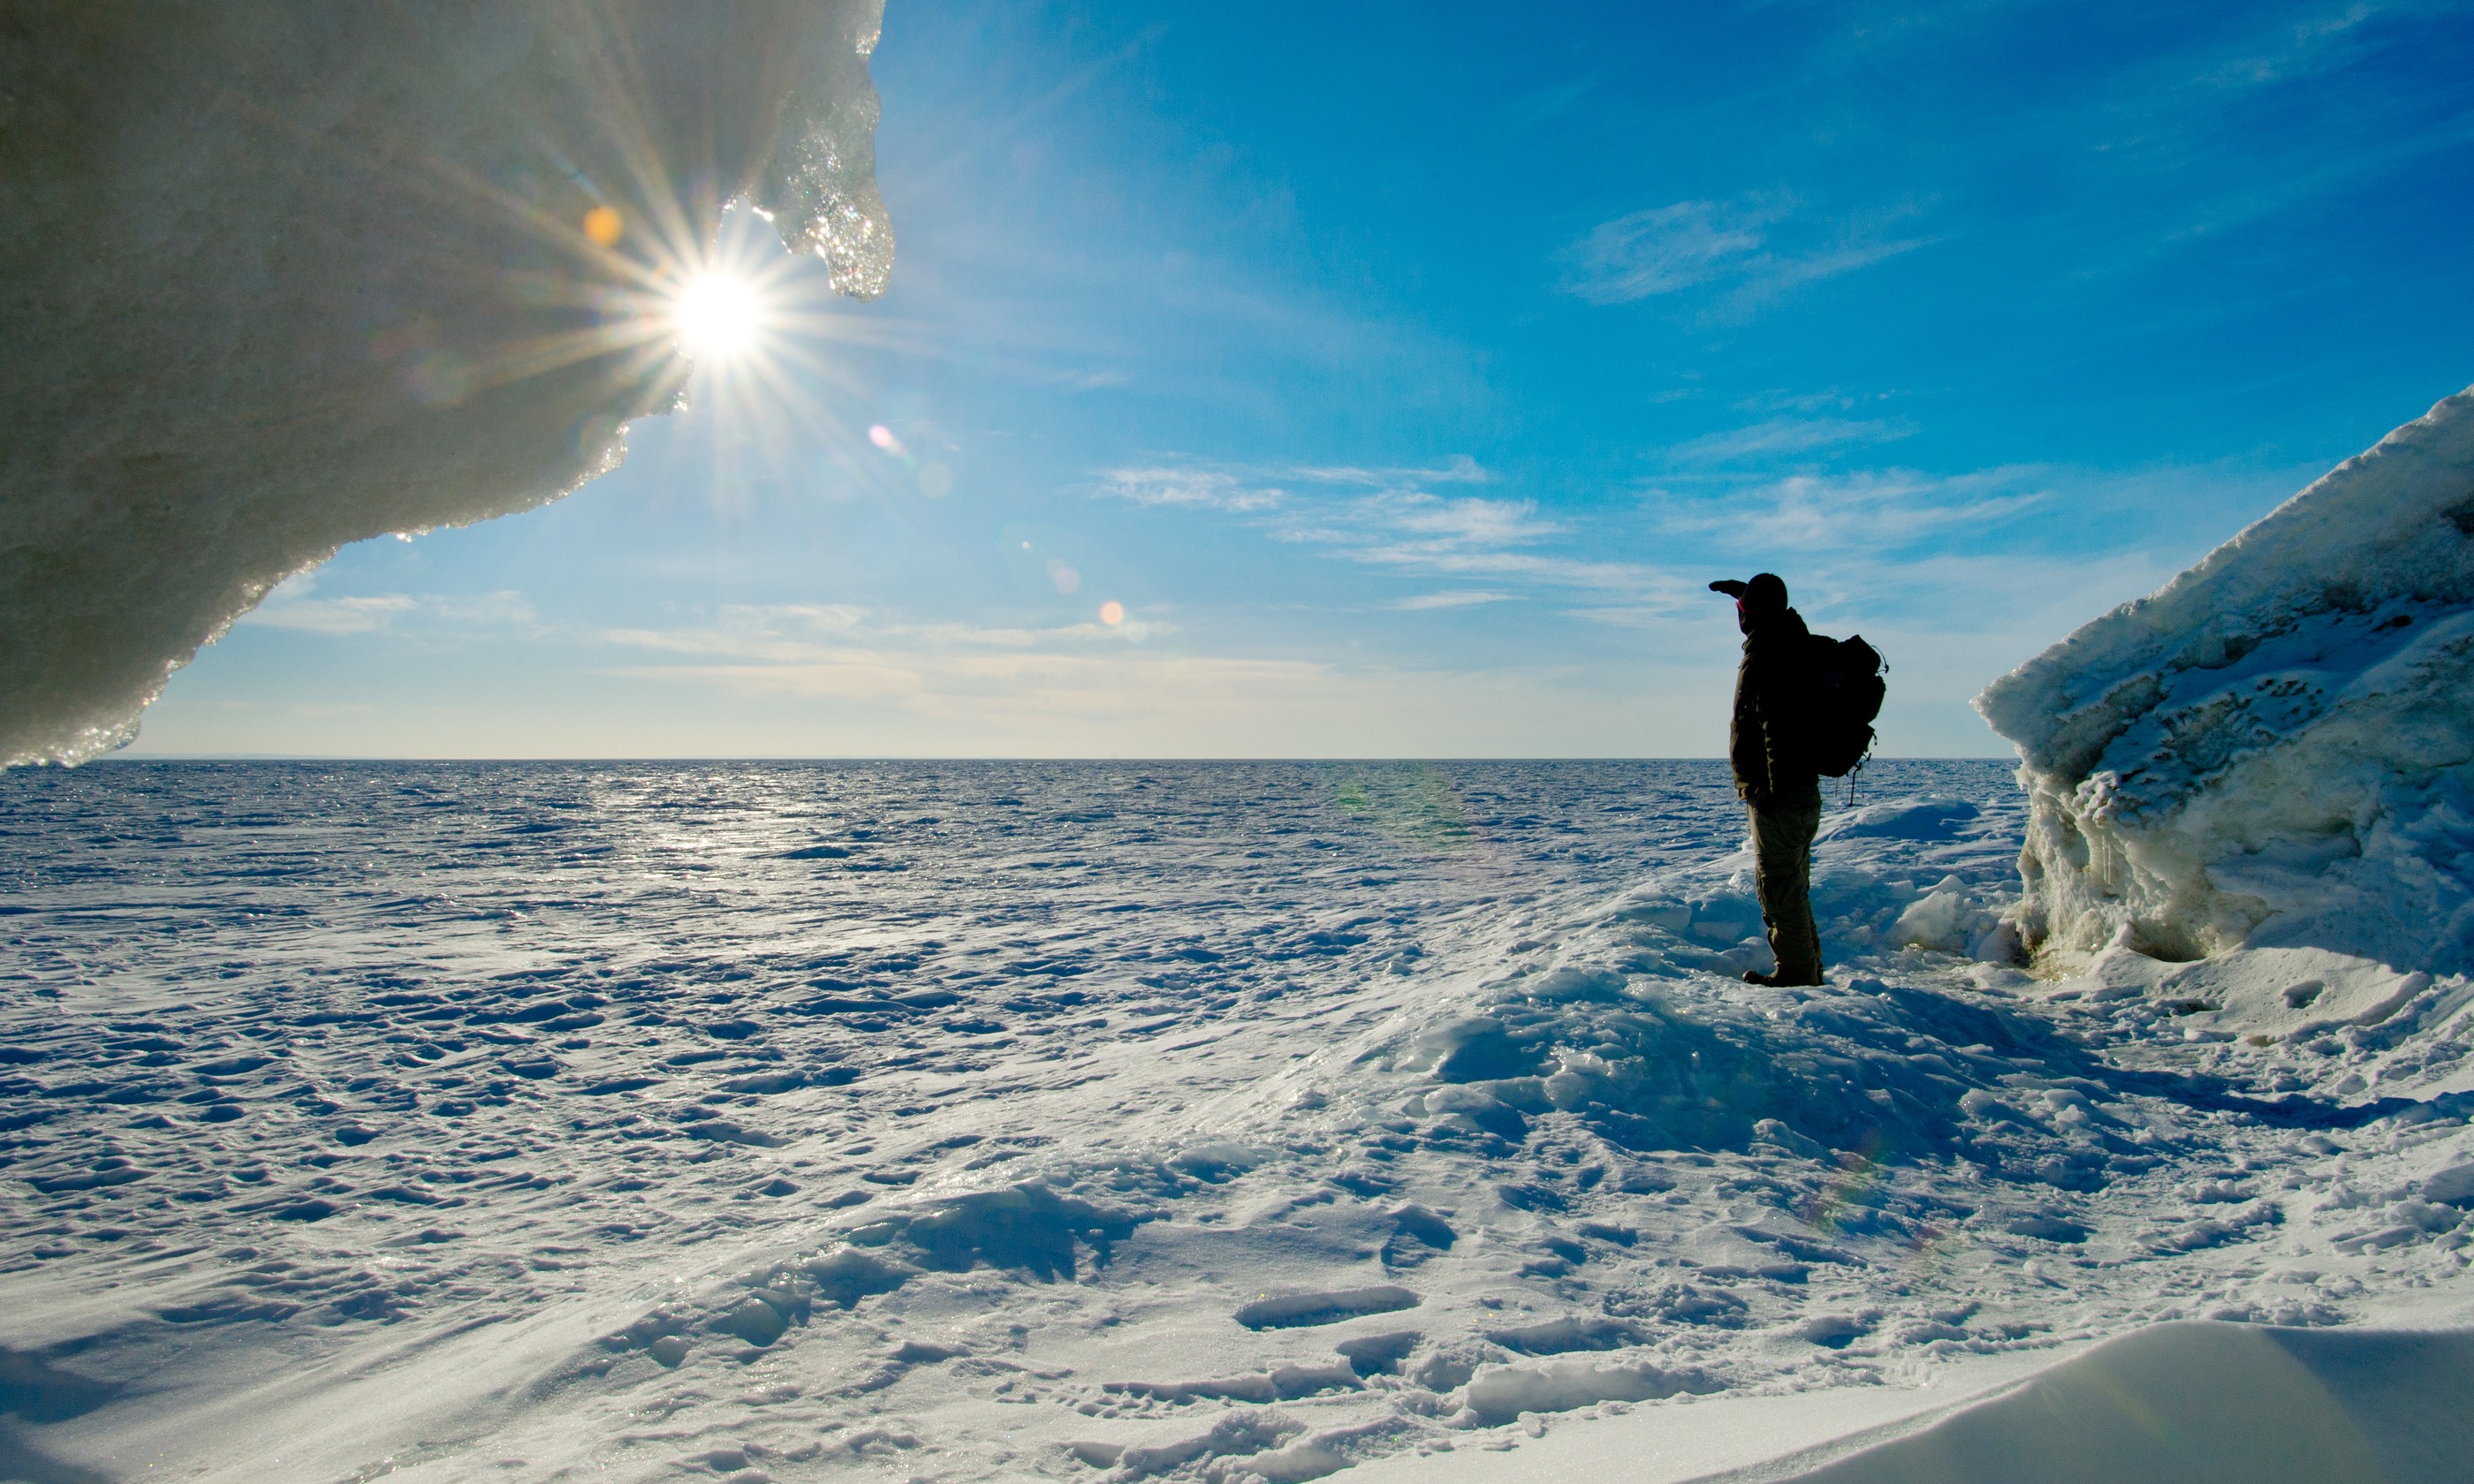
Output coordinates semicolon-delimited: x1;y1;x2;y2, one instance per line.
1409;965;2460;1200
1778;1321;2474;1484
841;1181;1150;1282
0;1350;114;1484
1403;970;2169;1192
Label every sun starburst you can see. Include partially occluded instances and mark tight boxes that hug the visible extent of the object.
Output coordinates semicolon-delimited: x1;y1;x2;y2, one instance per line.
672;271;763;360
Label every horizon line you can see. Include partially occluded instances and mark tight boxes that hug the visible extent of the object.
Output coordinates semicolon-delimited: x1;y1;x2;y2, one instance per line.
80;753;2020;765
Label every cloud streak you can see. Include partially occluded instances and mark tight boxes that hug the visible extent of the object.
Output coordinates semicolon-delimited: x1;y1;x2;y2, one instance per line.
1391;590;1518;610
239;573;535;636
1560;200;1786;304
1099;456;1673;599
1097;466;1286;511
1559;198;1931;310
1652;468;2053;556
602;603;1171;666
1665;416;1914;465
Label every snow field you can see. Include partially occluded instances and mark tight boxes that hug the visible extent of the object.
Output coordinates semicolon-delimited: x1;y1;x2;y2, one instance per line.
2;760;2470;1483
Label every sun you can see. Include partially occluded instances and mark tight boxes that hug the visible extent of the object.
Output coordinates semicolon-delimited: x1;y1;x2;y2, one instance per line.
672;271;762;360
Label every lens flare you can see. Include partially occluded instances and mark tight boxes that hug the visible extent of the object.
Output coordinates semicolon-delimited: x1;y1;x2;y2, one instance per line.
1099;600;1125;625
579;201;930;518
581;205;623;246
672;272;760;359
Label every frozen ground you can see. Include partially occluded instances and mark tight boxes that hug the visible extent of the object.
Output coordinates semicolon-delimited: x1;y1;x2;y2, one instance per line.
3;760;2471;1484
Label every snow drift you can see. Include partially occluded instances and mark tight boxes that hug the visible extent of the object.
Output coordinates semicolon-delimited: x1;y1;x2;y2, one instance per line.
1780;1321;2474;1484
1977;387;2474;974
0;2;892;765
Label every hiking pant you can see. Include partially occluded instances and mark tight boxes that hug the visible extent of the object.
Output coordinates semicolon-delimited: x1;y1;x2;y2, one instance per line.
1749;789;1824;984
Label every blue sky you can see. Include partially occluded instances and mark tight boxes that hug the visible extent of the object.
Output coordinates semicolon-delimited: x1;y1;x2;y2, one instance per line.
132;0;2474;758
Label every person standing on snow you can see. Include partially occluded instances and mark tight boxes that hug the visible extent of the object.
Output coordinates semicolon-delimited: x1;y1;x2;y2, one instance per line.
1710;572;1825;987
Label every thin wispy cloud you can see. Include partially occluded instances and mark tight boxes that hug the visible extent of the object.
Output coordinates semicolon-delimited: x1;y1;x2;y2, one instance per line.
1288;454;1491;487
241;593;419;635
602;604;1302;709
1653;468;2054;555
2197;1;2377;89
1097;466;1285;511
1641;458;2312;615
1047;367;1132;390
1100;457;1666;597
1559;198;1931;310
589;602;1695;755
603;603;1173;665
1099;455;1491;513
1269;497;1551;554
2017;1;2474;276
239;573;535;635
1357;491;1562;546
1666;416;1914;465
1560;200;1784;304
1732;388;1882;415
1356;548;1666;593
1734;234;1931;308
1392;590;1518;610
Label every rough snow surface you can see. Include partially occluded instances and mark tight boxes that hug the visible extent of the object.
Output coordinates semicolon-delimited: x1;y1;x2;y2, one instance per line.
3;761;2471;1483
0;3;892;765
1976;385;2474;974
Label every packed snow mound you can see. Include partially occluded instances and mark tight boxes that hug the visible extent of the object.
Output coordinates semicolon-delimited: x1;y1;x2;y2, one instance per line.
0;2;892;765
1778;1321;2474;1484
1977;386;2474;971
1397;974;2155;1191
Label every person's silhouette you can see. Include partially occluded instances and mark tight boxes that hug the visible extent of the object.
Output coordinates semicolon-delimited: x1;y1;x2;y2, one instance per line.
1710;572;1824;987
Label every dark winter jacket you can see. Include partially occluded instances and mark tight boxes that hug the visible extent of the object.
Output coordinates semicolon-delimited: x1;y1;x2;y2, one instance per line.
1730;607;1820;804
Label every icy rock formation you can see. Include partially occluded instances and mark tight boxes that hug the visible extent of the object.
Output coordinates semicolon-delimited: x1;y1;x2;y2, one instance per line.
1977;387;2474;971
0;2;892;764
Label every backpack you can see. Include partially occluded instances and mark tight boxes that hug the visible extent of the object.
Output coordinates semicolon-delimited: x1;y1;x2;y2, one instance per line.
1804;633;1886;776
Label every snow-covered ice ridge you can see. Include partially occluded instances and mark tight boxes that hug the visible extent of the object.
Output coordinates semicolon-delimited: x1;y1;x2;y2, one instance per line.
5;761;2471;1482
0;4;891;768
1977;385;2474;981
